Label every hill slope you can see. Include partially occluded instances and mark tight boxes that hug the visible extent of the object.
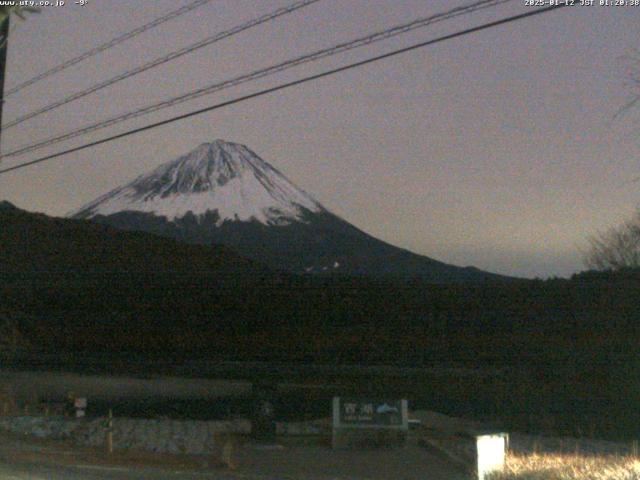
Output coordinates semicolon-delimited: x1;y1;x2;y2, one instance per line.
72;140;507;282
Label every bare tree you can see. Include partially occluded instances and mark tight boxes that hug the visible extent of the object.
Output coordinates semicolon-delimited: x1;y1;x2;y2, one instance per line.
583;54;640;271
0;6;39;51
0;6;39;24
617;49;640;118
584;209;640;270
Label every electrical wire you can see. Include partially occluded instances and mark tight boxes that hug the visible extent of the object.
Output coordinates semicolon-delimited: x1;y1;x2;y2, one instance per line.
2;0;322;129
1;0;512;159
4;0;215;97
0;3;570;177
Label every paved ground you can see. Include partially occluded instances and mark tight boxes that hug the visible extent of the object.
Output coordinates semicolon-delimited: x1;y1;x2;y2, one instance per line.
0;452;467;480
0;430;469;479
236;443;469;480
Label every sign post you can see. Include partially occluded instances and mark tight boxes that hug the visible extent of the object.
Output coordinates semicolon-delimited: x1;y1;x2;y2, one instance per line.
74;397;87;418
332;397;408;448
251;383;278;444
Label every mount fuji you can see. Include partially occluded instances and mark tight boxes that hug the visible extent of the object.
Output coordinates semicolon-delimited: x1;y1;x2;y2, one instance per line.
72;140;504;282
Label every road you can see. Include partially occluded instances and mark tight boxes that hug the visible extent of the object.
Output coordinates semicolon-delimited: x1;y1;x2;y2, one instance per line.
0;430;469;480
0;451;468;480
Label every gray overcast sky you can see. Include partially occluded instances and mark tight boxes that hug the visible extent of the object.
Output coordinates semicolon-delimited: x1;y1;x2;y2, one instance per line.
0;0;639;278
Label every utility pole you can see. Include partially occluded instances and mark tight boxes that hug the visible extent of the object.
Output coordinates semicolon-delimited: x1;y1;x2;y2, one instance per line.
0;14;9;152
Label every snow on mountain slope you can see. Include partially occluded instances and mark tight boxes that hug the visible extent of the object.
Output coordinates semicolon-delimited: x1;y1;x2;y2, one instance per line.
73;140;323;226
71;139;509;282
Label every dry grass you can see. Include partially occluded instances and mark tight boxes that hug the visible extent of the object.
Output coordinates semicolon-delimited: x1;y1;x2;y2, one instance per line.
489;452;640;480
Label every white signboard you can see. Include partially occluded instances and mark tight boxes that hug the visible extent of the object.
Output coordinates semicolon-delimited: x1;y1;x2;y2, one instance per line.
332;397;408;448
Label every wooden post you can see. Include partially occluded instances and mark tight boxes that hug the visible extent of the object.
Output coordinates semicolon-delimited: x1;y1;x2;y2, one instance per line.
221;435;238;470
106;409;113;455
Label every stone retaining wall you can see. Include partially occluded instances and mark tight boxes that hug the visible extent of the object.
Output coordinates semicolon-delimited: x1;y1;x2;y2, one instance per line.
0;416;324;455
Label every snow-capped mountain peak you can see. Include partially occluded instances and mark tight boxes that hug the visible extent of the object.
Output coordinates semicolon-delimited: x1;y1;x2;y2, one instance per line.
72;139;507;282
73;140;323;226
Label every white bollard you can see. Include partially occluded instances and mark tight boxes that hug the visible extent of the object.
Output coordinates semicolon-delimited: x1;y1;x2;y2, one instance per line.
476;433;508;480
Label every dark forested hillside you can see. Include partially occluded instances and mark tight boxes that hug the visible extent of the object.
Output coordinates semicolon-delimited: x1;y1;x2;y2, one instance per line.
1;201;639;367
5;202;640;439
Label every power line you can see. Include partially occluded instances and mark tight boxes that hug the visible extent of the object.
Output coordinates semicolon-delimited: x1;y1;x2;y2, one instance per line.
1;0;512;159
0;3;569;177
1;0;322;130
4;0;215;98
